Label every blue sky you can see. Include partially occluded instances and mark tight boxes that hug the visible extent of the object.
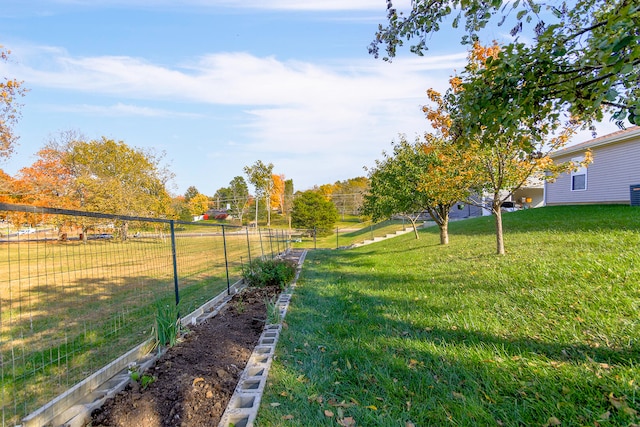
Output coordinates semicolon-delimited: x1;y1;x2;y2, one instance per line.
0;0;620;197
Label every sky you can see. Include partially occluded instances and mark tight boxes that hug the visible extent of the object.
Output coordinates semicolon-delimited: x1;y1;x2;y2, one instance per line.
0;0;621;197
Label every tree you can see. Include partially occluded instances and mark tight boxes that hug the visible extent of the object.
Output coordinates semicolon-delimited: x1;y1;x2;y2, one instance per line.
42;134;174;239
244;160;274;227
291;190;338;237
171;196;192;221
14;146;77;209
331;177;369;218
364;135;472;242
270;174;285;213
283;178;294;228
371;0;639;127
226;176;250;223
0;47;28;159
184;186;200;203
425;44;589;254
188;193;209;217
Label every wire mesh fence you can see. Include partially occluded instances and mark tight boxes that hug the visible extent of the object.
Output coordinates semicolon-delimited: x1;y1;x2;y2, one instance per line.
0;203;289;426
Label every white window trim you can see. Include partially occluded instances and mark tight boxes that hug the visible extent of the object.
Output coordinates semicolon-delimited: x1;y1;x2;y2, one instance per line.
570;156;587;192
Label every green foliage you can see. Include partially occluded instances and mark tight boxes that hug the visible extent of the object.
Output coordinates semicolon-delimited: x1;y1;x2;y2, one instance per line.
264;296;281;325
154;301;180;348
371;0;640;127
242;257;296;290
291;190;339;236
128;364;156;390
364;135;470;242
258;205;640;426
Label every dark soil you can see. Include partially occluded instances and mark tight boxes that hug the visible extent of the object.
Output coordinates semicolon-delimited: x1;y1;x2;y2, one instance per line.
88;285;281;427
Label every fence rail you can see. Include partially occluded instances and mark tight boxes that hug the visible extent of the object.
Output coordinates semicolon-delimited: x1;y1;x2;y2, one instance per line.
0;203;289;426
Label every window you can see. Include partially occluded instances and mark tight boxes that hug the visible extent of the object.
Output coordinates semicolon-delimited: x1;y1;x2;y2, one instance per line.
571;156;587;191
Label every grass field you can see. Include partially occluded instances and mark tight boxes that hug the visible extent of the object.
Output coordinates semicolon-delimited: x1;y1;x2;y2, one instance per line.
0;223;283;425
257;205;640;426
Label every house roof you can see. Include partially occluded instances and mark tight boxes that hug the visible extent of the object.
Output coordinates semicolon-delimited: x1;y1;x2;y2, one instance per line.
551;126;640;158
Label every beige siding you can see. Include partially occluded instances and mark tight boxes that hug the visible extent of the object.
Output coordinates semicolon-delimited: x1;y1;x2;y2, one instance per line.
546;139;640;205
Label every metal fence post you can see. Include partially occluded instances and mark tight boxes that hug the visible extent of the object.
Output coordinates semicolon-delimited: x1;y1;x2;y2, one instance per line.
170;220;180;306
259;227;265;258
222;225;231;295
336;226;339;249
269;229;274;259
245;226;252;265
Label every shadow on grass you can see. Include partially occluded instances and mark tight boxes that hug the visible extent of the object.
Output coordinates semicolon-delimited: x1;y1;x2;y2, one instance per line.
259;249;639;426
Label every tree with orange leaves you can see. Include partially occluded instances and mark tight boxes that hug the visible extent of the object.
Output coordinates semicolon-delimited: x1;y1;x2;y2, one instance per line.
270;174;285;213
364;133;473;243
0;47;27;159
425;43;589;254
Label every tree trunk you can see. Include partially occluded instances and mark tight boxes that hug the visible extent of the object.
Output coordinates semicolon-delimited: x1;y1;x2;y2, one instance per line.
439;221;449;245
409;217;420;239
493;204;505;255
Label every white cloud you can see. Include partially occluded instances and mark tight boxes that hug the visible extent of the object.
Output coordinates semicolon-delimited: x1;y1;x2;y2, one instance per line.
5;43;465;190
45;102;201;118
39;0;411;11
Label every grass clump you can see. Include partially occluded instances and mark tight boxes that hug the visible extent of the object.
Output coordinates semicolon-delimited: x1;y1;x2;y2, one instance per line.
242;257;297;290
154;301;180;349
257;205;640;426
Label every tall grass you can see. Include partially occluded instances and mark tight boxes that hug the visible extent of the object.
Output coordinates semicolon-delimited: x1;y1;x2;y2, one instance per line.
257;205;640;426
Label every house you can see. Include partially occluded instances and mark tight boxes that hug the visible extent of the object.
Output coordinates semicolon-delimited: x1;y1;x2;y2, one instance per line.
544;126;640;206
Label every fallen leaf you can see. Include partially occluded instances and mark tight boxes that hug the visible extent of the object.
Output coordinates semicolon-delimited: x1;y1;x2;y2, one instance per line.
598;411;611;421
270;402;280;407
282;414;294;420
545;416;561;426
406;422;416;427
346;359;352;370
365;405;377;410
192;377;204;386
452;392;465;400
338;417;356;427
324;410;334;417
608;393;625;410
623;406;638;417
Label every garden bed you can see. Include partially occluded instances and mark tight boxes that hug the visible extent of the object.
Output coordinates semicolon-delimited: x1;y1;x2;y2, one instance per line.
87;285;281;427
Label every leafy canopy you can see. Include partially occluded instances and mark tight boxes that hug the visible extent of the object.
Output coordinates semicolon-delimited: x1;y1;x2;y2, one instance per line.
371;0;640;127
291;190;338;237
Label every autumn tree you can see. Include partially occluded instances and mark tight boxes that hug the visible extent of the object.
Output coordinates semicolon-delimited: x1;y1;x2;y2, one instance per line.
188;193;209;217
370;0;639;127
270;174;286;213
424;44;588;254
291;190;338;237
244;160;274;227
13;146;77;209
364;134;472;242
0;47;28;160
42;134;174;239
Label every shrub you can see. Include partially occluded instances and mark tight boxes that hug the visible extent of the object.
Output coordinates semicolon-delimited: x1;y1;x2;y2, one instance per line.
243;258;297;290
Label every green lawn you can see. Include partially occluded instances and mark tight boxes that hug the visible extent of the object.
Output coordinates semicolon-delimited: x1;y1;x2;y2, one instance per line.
257;205;640;426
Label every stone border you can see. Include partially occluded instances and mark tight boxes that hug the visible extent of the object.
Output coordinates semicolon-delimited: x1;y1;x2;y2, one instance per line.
218;249;307;427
